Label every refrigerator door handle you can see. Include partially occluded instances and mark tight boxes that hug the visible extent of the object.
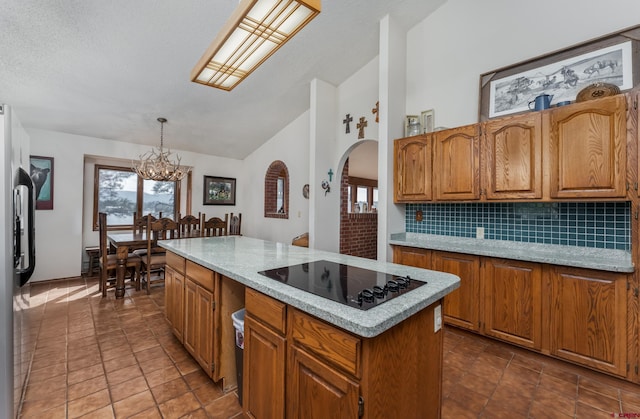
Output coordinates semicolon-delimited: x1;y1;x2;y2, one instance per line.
14;167;36;286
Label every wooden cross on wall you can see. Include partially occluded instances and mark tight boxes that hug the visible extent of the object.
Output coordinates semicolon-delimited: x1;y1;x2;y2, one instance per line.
357;117;367;139
372;101;379;123
343;114;353;134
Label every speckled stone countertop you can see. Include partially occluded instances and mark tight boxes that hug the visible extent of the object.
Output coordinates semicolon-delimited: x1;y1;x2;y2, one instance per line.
389;233;634;273
159;236;460;338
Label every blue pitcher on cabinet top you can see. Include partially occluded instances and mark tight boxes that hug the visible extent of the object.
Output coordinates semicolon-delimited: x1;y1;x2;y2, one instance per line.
528;93;553;111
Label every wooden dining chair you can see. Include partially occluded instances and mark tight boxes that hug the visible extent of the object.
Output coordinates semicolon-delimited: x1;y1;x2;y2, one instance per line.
98;212;141;297
140;217;178;294
178;213;200;238
228;212;242;236
201;213;228;237
133;213;157;234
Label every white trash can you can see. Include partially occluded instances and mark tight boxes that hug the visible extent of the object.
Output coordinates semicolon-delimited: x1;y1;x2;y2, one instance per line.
232;308;245;405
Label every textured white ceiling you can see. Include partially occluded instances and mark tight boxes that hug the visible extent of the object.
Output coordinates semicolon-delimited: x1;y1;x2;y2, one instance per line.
0;0;444;159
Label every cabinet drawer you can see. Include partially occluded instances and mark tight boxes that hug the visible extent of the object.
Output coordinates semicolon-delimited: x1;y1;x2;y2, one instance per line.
290;309;361;378
166;251;185;274
186;260;214;292
246;288;287;334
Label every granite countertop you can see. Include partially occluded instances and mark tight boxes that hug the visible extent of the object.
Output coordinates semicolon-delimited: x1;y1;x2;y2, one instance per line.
159;236;460;338
390;233;634;273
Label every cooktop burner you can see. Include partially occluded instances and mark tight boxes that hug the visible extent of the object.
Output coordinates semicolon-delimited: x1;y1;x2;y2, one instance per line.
258;260;426;311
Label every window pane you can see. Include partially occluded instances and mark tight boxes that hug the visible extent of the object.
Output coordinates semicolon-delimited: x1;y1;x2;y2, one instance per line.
143;180;176;219
276;177;285;213
97;169;137;226
357;186;368;203
372;188;378;209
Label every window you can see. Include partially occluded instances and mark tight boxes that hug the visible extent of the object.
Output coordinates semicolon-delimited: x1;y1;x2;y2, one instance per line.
93;164;181;230
348;176;377;213
264;160;289;219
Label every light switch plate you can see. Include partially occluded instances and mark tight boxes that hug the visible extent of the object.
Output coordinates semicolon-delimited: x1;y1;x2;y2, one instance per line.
434;304;442;332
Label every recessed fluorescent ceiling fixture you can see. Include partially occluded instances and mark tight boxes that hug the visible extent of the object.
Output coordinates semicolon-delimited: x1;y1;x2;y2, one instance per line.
191;0;321;91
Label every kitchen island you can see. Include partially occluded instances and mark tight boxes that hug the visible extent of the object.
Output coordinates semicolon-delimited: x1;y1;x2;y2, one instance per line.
159;236;460;418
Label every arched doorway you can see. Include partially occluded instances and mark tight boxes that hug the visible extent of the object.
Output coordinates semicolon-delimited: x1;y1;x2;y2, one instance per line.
339;141;378;259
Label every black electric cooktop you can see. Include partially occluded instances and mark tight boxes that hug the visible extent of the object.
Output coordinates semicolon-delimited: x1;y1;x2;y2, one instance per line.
258;260;426;311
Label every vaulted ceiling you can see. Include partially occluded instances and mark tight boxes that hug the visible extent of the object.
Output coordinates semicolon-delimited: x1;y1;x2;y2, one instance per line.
0;0;444;159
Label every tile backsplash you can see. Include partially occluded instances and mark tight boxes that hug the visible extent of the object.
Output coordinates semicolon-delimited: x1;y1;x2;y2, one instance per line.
406;202;630;251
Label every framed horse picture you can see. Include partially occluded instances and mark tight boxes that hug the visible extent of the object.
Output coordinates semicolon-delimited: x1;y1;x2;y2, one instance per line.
203;175;236;205
479;24;640;120
29;155;54;210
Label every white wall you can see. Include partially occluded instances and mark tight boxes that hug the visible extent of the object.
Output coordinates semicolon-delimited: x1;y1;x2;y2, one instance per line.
406;0;640;129
28;128;243;281
241;111;310;243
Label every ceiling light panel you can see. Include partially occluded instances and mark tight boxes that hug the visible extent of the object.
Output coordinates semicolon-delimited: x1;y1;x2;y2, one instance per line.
191;0;320;91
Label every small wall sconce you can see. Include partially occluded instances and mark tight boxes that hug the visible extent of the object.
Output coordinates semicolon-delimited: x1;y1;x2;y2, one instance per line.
321;180;331;195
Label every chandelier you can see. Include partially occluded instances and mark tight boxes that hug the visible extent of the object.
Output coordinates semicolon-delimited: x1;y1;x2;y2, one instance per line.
133;118;190;181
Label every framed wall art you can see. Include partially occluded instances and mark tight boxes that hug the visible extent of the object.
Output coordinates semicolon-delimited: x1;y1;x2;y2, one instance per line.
203;176;236;205
421;109;435;133
29;155;54;210
479;25;640;121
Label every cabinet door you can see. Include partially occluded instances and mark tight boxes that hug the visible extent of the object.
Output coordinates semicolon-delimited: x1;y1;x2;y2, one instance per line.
195;285;215;375
482;259;542;350
433;124;481;200
165;267;184;342
484;113;542;199
392;246;431;269
394;135;432;202
184;279;198;356
184;279;215;377
287;345;359;419
432;251;480;331
549;95;626;198
549;267;627;376
244;315;285;419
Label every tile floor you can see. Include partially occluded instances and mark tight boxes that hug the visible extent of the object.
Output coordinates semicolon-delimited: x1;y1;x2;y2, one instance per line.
17;276;640;418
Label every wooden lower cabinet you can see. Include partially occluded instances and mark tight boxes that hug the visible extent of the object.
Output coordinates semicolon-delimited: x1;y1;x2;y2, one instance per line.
393;245;635;381
287;345;359;419
549;266;628;377
482;258;542;350
184;278;215;377
432;251;480;332
243;316;286;419
165;265;184;342
245;289;444;418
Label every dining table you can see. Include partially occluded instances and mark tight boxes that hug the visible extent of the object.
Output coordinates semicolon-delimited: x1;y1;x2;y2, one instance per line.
107;231;150;299
106;229;201;298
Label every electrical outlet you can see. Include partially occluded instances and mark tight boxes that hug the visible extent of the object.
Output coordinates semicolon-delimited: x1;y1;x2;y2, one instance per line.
434;305;442;332
476;227;485;239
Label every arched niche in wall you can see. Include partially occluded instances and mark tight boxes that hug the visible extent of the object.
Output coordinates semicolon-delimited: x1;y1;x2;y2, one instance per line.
264;160;289;219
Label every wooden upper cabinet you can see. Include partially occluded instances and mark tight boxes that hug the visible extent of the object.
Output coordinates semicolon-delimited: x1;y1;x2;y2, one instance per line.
394;135;432;202
548;95;627;198
483;113;542;199
433;124;481;200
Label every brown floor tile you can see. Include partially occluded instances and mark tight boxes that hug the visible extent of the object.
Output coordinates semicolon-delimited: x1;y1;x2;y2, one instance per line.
106;364;143;386
575;400;614;417
67;388;111;418
127;406;163;418
20;401;66;419
184;370;215;391
528;400;574;419
193;380;225;405
112;390;156;418
180;408;210;418
579;375;622;399
68;363;105;385
578;386;621;412
150;377;191;404
446;385;488;414
145;365;182;388
68;374;108;401
441;397;479;419
458;371;498;398
109;375;150;403
158;391;202;418
78;404;115;418
103;352;138;373
202;392;242;418
532;386;576;417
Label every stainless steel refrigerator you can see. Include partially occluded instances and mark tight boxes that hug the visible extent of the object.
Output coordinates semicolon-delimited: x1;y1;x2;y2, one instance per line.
1;104;35;419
